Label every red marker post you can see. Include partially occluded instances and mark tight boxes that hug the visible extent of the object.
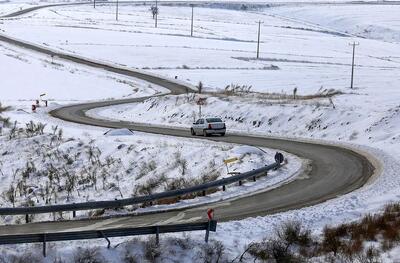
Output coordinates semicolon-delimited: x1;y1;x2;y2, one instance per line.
205;208;215;243
207;208;214;221
32;104;36;112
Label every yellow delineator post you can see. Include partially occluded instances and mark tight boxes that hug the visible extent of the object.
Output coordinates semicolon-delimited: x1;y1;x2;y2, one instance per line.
223;157;239;174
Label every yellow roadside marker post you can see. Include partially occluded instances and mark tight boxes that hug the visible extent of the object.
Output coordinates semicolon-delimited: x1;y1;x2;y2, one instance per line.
223;157;239;174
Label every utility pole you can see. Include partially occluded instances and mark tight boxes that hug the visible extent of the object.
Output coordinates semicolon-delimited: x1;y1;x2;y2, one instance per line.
155;0;158;28
190;4;194;37
116;0;119;21
256;21;263;59
349;41;359;89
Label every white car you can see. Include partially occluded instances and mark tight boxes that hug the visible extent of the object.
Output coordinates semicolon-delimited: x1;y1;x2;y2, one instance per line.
191;118;226;137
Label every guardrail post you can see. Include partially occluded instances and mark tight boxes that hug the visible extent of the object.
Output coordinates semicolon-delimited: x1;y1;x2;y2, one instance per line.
205;221;211;243
25;214;29;223
72;210;76;218
253;176;256;182
99;231;111;249
222;185;226;191
42;234;47;257
202;190;206;196
156;226;160;245
239;180;242;186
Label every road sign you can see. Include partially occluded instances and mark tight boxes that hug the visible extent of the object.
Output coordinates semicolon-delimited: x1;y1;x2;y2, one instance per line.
196;97;207;105
223;157;239;164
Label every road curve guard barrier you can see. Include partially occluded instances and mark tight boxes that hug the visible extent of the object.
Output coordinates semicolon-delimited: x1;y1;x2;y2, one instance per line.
0;220;218;257
0;162;281;223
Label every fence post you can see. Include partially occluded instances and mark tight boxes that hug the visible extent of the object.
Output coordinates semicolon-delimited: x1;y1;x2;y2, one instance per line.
253;176;256;182
25;214;29;223
72;210;76;218
156;226;160;245
239;180;242;186
222;185;226;191
202;190;206;196
42;234;47;257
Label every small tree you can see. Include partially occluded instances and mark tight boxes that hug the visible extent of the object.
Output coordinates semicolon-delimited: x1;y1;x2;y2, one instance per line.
0;103;11;126
150;6;158;19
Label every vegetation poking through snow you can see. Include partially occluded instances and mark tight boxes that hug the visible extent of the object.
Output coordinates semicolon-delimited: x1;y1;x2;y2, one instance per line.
0;236;229;262
238;204;400;262
0;121;274;223
0;102;11;126
207;84;343;101
3;206;399;263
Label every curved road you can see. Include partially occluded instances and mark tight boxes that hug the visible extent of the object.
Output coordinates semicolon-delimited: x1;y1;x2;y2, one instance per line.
0;2;376;236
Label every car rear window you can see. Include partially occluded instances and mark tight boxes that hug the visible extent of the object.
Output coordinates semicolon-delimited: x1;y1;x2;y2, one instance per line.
206;118;223;123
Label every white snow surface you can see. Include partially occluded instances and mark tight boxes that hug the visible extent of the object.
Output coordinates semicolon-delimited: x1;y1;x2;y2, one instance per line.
1;2;399;94
0;1;400;261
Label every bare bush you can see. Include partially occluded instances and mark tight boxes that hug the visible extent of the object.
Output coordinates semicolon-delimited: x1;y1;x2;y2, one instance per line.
276;221;313;249
166;235;194;251
0;103;11;126
248;239;305;263
144;237;161;262
135;174;168;195
8;253;42;263
172;151;188;175
137;160;157;180
25;121;46;137
223;84;252;95
198;241;225;263
74;247;105;263
124;251;140;263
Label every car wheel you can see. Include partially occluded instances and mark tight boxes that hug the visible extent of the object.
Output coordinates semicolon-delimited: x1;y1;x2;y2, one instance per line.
191;128;195;136
221;133;225;136
203;130;208;137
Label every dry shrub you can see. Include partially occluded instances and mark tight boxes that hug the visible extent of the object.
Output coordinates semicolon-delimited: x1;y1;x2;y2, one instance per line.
197;241;225;263
144;237;161;262
7;253;42;263
248;239;304;263
73;247;105;263
321;227;343;256
276;221;312;248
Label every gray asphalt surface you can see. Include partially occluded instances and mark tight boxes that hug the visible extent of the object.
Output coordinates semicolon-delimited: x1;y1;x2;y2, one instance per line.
0;2;376;236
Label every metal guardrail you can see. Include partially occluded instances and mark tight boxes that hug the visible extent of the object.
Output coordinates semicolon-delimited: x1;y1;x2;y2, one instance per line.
0;220;217;257
0;162;281;218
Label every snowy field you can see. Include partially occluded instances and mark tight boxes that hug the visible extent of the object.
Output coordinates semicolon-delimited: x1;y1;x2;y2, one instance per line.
0;42;168;103
0;0;400;261
1;3;399;94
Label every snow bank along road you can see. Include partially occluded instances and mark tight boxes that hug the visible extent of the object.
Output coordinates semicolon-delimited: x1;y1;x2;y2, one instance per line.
0;2;376;236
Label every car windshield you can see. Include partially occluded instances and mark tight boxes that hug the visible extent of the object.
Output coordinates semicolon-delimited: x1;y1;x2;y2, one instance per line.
206;118;222;123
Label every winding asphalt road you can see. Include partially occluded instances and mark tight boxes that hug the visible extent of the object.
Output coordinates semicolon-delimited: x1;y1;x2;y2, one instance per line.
0;2;377;236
